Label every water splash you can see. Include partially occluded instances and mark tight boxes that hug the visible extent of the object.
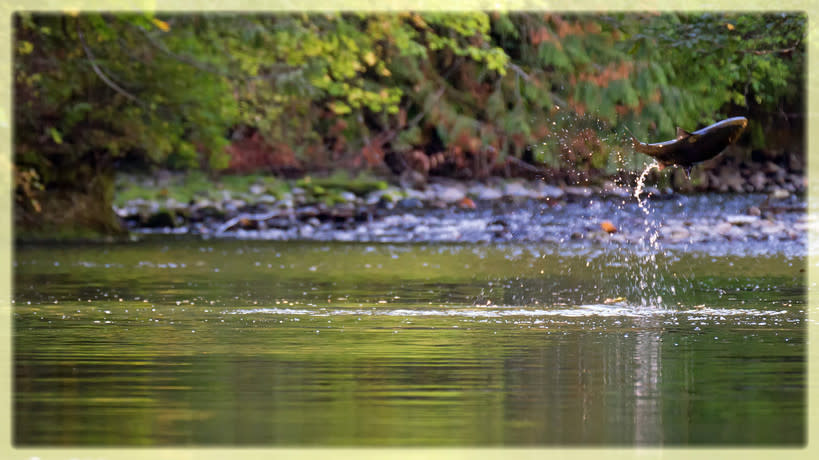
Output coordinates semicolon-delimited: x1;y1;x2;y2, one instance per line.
633;161;665;307
634;160;659;208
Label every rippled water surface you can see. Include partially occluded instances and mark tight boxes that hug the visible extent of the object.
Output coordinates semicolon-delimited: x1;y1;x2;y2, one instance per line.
14;239;806;445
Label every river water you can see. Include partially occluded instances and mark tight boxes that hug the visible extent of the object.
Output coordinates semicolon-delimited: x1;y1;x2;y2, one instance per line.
13;234;806;446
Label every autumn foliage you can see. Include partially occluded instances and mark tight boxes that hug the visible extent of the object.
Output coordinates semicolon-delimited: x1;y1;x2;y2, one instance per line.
13;12;805;206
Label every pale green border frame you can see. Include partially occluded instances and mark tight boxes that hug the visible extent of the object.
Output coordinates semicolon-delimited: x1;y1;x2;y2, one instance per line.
0;1;816;459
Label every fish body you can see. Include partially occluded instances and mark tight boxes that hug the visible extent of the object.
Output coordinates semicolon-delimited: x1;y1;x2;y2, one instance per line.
629;117;748;172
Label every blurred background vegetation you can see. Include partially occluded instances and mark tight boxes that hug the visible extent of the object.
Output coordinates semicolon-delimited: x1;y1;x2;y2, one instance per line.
13;12;805;234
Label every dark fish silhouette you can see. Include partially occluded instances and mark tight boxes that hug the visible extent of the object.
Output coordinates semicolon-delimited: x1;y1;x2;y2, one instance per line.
628;117;748;175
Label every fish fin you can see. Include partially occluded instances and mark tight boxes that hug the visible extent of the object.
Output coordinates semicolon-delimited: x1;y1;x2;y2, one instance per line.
676;127;693;138
624;126;640;149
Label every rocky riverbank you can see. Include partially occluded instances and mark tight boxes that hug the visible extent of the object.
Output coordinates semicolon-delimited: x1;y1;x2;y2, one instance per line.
114;172;809;257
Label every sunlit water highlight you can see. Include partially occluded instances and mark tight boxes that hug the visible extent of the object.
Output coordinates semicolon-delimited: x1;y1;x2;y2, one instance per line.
232;304;787;319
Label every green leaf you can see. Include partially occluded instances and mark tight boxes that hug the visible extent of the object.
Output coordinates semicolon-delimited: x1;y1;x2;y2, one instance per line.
49;128;62;144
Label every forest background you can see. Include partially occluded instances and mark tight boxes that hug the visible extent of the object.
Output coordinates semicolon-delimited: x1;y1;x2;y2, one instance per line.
12;11;806;234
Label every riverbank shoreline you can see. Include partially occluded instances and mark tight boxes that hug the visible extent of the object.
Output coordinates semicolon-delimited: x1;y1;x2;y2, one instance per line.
103;173;810;258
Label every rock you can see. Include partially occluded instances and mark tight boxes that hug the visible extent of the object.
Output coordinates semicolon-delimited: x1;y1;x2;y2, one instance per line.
435;185;466;203
715;222;734;235
366;188;403;206
190;201;225;221
714;168;745;193
535;183;565;199
763;161;782;174
377;197;396;210
277;196;294;209
660;226;690;243
747;206;761;217
503;181;533;198
789;174;805;191
404;189;428;201
144;209;177;228
249;184;266;195
759;220;784;235
716;223;747;240
564;186;592;198
399;169;427;190
338;191;358;203
748;171;767;191
770;188;790;200
163;198;185;211
222;199;247;214
469;184;503;201
257;194;278;204
787;153;804;173
725;214;759;225
397;198;424;209
332;202;357;217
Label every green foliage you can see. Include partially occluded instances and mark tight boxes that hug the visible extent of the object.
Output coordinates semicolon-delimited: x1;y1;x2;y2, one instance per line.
15;11;804;188
14;13;240;182
622;12;804;144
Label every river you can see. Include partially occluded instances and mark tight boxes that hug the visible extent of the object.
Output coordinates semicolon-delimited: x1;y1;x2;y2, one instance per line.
13;235;806;445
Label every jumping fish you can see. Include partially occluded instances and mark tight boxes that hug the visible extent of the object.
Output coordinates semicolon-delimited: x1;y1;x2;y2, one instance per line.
627;117;748;175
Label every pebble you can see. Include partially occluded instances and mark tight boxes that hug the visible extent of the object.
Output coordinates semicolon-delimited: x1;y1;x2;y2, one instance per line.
770;188;790;200
469;184;503;201
434;185;466;203
115;176;805;257
725;215;759;225
503;181;533;198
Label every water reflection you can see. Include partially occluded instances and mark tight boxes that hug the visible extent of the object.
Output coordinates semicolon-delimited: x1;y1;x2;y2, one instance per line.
13;240;806;445
633;318;663;445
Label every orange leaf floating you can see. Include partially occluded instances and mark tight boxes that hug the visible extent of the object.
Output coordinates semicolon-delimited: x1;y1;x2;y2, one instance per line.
458;197;476;209
601;220;617;233
152;18;171;32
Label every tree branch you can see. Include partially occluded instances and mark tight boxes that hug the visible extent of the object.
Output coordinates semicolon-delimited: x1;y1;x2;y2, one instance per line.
507;62;531;81
135;22;295;82
77;22;146;107
137;25;233;78
744;41;800;55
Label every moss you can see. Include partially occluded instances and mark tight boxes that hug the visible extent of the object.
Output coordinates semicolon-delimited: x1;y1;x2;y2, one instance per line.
297;171;388;196
115;172;290;206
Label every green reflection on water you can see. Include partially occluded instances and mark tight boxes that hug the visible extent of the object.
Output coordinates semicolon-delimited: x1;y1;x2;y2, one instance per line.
14;240;805;446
